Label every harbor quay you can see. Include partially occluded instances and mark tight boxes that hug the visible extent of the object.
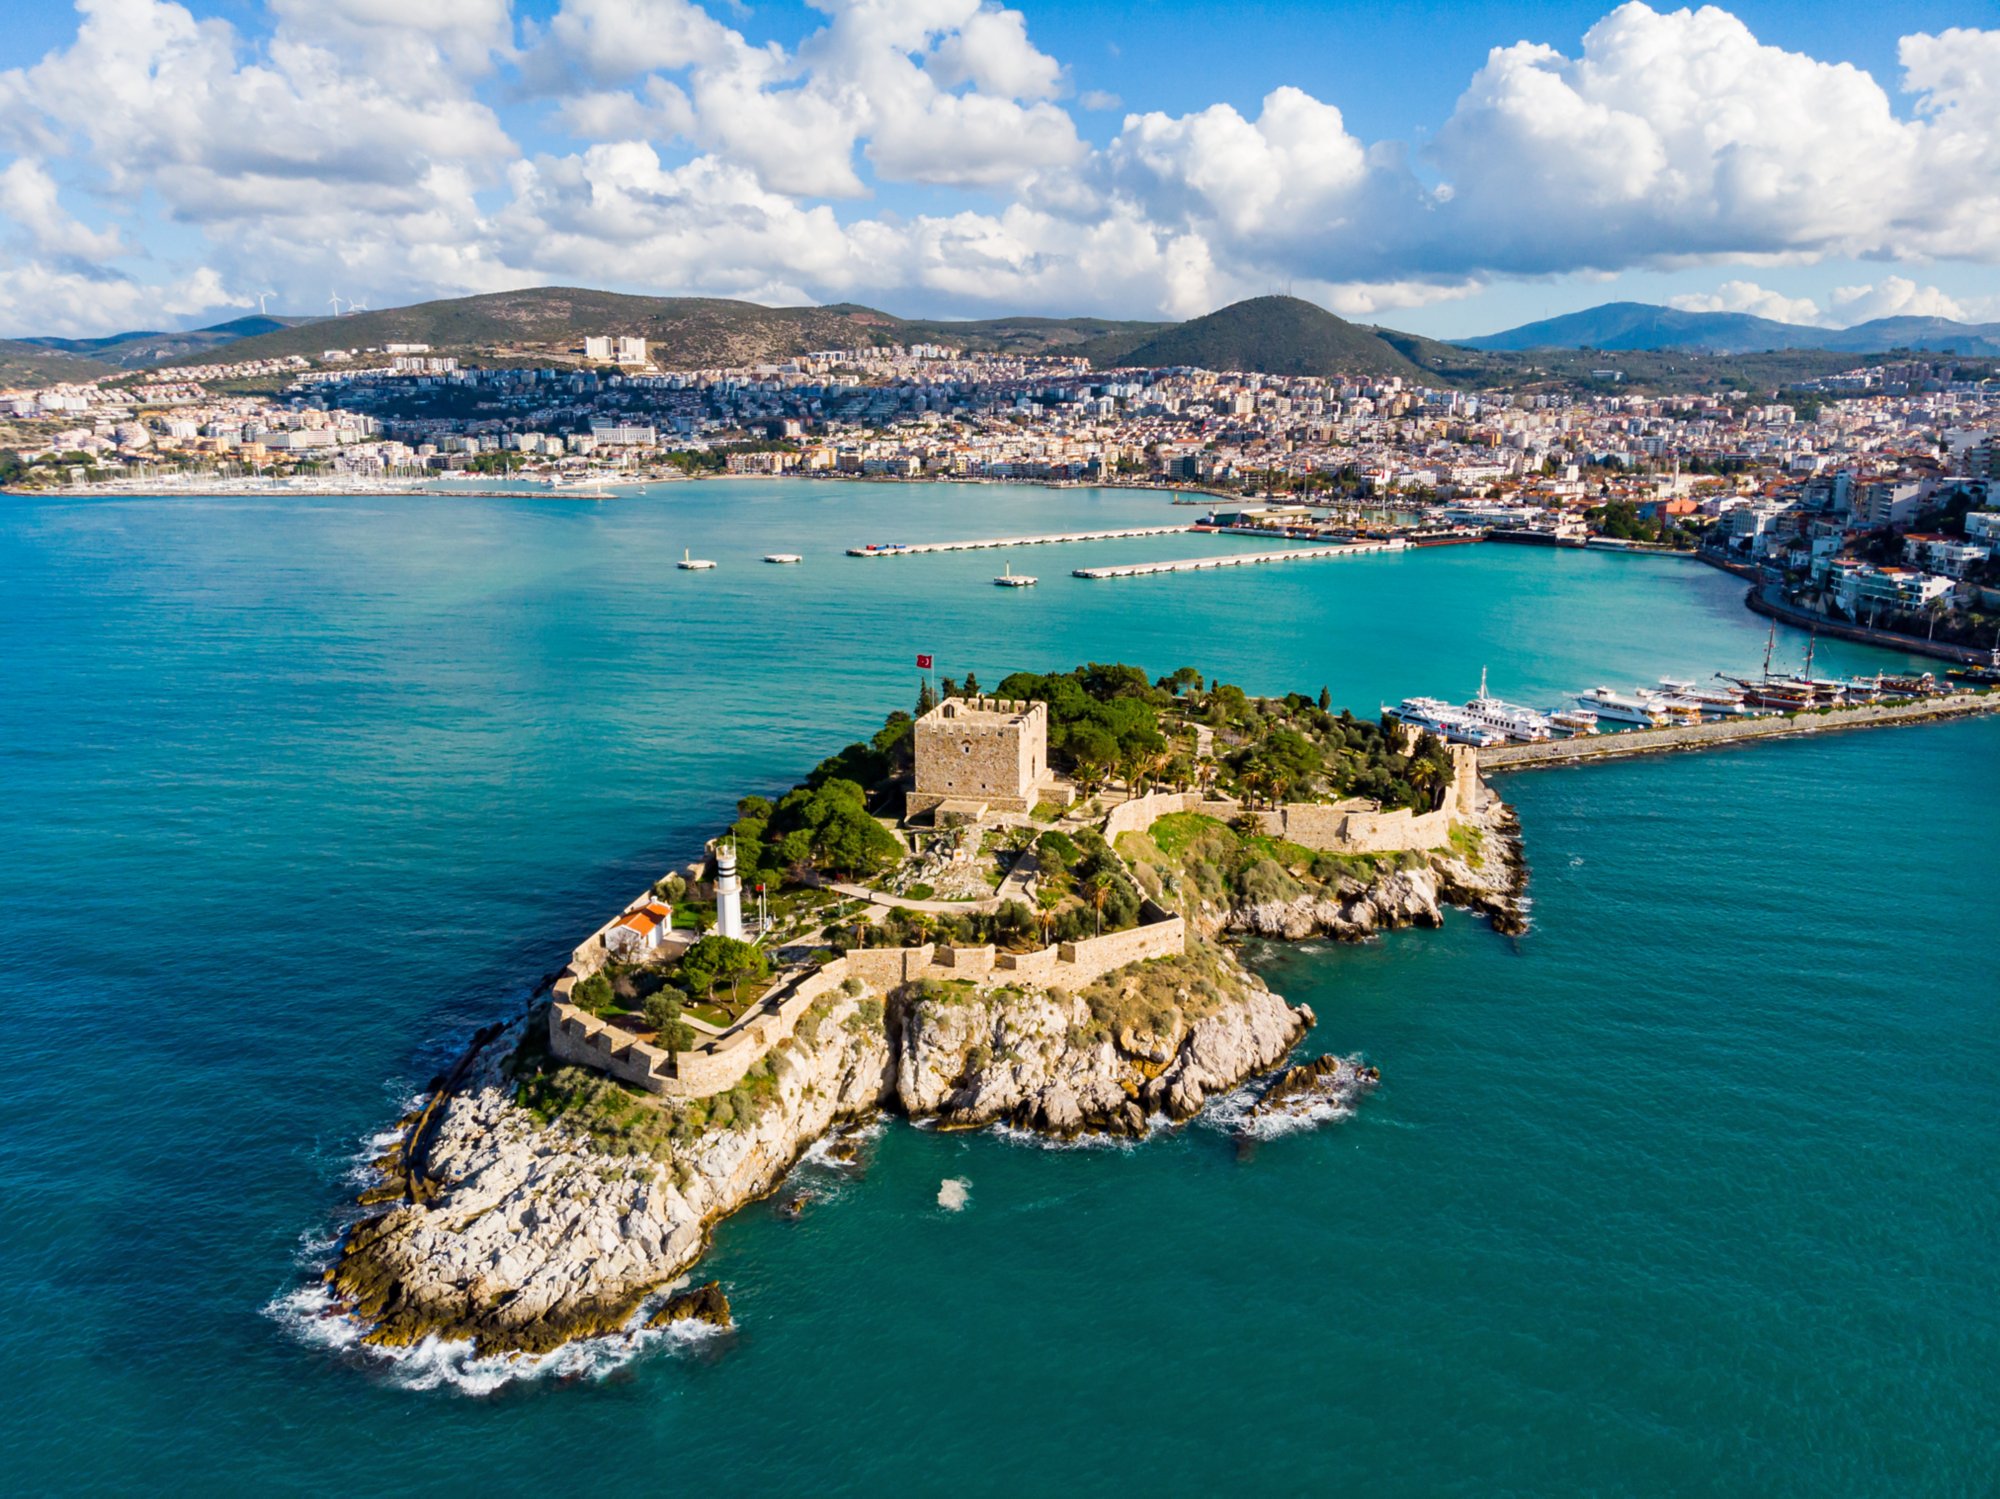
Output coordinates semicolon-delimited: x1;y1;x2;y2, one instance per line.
1478;691;2000;771
1073;538;1405;579
846;525;1188;556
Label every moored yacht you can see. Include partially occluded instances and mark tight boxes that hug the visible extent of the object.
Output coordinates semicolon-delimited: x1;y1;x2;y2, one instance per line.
1388;696;1507;747
1576;687;1668;726
1462;668;1553;741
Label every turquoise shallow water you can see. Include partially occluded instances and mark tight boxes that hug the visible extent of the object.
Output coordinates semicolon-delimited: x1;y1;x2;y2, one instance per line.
1;482;1995;1495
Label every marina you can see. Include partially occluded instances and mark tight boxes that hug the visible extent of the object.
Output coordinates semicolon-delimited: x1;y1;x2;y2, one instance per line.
1072;539;1405;579
846;525;1189;557
1478;691;2000;769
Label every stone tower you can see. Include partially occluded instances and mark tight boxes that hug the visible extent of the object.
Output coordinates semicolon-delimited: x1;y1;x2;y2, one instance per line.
907;697;1060;818
715;841;745;940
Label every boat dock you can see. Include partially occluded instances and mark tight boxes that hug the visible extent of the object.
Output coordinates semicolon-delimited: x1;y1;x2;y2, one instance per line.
1072;539;1405;580
1478;692;1999;771
847;525;1188;557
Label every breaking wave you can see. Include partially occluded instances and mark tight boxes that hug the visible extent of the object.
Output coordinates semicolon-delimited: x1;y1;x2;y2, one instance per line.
264;1280;727;1396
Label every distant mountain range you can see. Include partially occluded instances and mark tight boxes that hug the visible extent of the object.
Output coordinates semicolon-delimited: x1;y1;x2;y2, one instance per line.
79;289;1459;382
1459;300;2000;356
7;291;1993;398
0;314;323;388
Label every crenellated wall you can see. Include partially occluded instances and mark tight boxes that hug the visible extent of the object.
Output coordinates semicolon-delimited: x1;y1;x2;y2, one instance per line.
1105;745;1480;857
547;903;1186;1099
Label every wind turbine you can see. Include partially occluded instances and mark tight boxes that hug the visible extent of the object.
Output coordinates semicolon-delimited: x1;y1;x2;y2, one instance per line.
328;291;345;317
348;301;369;313
256;291;276;315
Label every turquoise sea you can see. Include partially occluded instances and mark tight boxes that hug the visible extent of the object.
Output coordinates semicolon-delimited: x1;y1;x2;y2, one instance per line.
2;482;1994;1495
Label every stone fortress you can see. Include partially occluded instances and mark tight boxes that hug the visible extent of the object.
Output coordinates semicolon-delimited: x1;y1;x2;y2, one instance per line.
547;694;1489;1101
905;696;1072;821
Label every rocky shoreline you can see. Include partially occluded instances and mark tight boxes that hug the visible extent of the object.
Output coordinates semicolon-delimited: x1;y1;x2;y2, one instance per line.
326;939;1311;1357
1212;793;1527;943
319;789;1528;1363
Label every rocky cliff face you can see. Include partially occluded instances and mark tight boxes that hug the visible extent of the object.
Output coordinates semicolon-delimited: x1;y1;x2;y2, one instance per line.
896;962;1311;1136
1225;798;1526;942
330;946;1310;1356
333;991;893;1355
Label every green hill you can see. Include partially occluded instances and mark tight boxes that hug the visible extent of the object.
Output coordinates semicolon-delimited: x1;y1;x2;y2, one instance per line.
22;315;323;370
1080;296;1429;379
0;341;114;388
151;288;1168;373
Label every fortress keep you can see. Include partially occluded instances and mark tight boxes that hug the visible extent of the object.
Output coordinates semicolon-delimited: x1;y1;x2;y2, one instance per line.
906;697;1068;819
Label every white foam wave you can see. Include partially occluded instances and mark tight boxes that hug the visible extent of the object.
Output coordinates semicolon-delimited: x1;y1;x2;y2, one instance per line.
937;1177;971;1211
265;1280;727;1395
1201;1083;1355;1140
986;1120;1143;1151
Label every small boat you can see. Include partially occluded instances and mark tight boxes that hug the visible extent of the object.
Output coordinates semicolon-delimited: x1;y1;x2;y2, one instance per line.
993;564;1037;587
678;549;716;571
1549;709;1600;736
763;553;803;564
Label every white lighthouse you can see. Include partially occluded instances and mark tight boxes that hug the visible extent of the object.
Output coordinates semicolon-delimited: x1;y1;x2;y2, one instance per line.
714;841;745;941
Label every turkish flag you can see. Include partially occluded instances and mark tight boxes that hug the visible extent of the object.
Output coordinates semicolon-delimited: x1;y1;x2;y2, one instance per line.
916;653;933;668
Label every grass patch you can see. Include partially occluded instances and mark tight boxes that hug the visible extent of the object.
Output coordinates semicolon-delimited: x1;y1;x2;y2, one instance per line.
1447;822;1484;864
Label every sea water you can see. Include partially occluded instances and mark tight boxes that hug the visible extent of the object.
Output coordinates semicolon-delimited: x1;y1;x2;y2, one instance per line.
1;483;1993;1495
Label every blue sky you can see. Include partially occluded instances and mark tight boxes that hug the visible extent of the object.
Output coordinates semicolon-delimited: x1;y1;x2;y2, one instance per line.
1;0;1997;338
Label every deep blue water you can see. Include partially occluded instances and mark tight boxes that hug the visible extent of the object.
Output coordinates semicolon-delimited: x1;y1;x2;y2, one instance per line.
2;483;1993;1495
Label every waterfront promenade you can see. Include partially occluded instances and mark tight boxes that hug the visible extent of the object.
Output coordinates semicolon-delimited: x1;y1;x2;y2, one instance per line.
1479;692;2000;771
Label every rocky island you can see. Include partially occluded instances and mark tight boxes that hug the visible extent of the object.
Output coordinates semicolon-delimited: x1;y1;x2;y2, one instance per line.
323;665;1525;1362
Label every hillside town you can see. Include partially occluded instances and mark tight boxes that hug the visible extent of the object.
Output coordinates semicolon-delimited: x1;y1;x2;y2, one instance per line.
4;334;1998;653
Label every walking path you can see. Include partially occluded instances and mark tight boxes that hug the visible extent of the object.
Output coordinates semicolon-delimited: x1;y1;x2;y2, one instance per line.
1479;692;2000;771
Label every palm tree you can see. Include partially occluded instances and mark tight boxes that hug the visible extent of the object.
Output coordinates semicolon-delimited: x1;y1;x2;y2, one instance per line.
1090;877;1110;937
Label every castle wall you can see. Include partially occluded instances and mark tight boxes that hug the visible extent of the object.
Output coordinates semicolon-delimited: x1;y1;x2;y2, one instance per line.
548;906;1186;1099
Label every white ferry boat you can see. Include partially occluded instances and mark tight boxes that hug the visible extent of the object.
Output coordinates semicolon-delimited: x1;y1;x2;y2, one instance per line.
1389;696;1507;748
763;553;803;565
1576;687;1668;726
994;564;1037;587
677;549;717;571
1462;669;1554;741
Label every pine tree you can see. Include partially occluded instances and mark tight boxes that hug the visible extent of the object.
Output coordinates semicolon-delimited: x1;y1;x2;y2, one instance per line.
916;678;937;716
962;670;980;699
1318;686;1331;711
940;676;959;700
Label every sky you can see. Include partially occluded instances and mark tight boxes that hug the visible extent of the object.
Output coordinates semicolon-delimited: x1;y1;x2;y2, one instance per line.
2;0;1999;339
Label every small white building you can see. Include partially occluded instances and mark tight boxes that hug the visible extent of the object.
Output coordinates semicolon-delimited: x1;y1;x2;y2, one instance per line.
605;900;673;955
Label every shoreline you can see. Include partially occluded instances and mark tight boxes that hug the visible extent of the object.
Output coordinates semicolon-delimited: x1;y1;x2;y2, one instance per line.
1744;583;1997;666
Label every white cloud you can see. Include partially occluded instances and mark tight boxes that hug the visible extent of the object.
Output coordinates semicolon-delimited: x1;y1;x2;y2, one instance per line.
1668;280;1828;326
1826;276;1969;325
7;2;2000;337
926;5;1063;101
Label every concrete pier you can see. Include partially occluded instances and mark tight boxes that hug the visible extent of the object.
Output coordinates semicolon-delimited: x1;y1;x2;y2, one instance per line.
1072;539;1405;579
847;525;1188;557
1479;692;2000;771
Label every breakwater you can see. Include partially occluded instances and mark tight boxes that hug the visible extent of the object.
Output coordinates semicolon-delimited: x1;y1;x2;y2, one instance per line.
1478;691;2000;770
1073;539;1404;579
846;525;1188;556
